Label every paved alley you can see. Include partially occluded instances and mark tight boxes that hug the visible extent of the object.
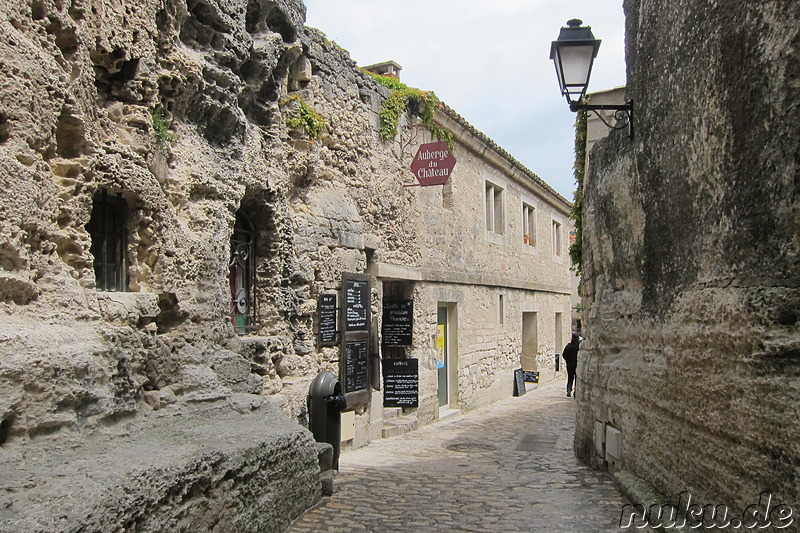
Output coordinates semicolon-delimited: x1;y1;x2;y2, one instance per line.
288;380;649;533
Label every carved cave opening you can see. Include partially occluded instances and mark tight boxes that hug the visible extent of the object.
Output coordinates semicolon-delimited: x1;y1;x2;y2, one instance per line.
87;190;129;292
235;191;284;335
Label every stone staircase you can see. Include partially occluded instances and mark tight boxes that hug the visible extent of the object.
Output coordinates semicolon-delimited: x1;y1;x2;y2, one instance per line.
381;408;418;439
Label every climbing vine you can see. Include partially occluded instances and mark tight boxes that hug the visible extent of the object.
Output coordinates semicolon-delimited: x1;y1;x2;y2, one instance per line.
281;94;325;139
569;106;587;276
363;70;453;151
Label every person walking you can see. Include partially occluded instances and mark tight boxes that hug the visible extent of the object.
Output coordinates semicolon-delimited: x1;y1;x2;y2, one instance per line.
562;333;580;397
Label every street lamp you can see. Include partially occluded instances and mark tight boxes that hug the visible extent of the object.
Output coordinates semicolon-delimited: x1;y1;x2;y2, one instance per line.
550;19;633;138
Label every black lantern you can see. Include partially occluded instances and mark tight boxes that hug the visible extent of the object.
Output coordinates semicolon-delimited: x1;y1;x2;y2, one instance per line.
550;19;633;138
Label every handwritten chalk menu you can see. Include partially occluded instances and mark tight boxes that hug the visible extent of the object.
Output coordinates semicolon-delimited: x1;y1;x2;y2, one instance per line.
340;273;371;404
523;371;540;383
344;340;369;392
318;294;337;345
382;300;413;347
383;358;419;408
513;369;526;396
344;278;369;331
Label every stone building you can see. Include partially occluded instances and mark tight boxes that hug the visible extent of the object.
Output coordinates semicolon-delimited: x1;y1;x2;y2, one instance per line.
0;0;571;529
575;0;799;525
356;100;573;443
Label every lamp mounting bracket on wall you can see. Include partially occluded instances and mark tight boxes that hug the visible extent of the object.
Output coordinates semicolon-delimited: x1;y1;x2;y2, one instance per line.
573;100;634;139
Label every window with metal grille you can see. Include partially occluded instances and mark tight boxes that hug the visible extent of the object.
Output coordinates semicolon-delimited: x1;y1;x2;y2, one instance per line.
87;190;128;291
229;212;256;335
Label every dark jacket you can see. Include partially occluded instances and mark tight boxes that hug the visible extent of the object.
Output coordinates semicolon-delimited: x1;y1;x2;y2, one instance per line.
562;334;580;366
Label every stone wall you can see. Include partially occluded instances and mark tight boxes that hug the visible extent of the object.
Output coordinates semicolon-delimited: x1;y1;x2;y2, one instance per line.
0;0;573;527
0;0;356;528
576;0;799;519
0;0;319;446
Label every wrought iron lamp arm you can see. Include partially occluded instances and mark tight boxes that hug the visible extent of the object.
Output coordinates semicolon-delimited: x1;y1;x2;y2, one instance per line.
568;99;634;139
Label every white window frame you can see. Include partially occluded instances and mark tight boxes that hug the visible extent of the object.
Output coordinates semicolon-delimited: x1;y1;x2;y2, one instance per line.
485;181;504;236
523;202;536;247
552;219;562;257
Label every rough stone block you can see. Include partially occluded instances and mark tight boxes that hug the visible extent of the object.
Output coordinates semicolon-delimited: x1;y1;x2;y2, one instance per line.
0;400;321;533
317;441;334;472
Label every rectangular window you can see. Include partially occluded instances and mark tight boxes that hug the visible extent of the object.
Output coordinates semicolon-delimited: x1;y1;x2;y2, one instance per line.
552;220;562;256
555;312;563;352
230;211;256;335
87;190;128;291
498;294;505;325
485;182;504;234
523;203;536;246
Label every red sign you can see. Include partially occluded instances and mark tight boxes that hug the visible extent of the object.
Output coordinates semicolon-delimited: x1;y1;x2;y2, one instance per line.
410;142;457;186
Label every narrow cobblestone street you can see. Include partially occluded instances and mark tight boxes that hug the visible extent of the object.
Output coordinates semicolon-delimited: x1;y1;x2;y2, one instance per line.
289;380;650;532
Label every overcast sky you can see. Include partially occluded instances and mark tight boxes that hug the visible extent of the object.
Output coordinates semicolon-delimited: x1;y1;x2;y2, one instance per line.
302;0;627;201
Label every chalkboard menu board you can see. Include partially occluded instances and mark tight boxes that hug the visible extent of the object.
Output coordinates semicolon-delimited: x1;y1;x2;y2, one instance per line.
344;340;369;392
523;371;540;383
513;369;526;397
344;279;369;331
318;294;337;345
382;300;413;347
383;358;419;408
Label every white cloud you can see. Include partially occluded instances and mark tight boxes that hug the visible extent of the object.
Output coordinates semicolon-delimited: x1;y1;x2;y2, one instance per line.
304;0;626;199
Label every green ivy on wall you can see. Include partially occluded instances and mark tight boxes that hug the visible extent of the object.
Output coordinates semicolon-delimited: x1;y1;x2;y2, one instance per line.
569;107;587;276
281;94;325;139
363;70;454;151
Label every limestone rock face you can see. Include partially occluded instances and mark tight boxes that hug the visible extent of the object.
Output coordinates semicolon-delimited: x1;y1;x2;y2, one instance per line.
0;0;574;528
0;0;313;437
0;0;417;528
0;0;412;440
576;0;799;517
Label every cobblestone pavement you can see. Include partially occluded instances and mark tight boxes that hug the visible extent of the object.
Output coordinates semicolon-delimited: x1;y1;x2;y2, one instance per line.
288;380;652;533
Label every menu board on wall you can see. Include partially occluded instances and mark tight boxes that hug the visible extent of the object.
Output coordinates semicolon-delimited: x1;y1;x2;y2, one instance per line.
340;273;371;404
344;278;369;331
318;294;337;345
344;340;369;393
383;358;419;408
382;300;413;347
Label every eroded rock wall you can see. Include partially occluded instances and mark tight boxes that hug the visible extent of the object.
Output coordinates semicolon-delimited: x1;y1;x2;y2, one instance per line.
0;0;420;528
2;0;295;439
0;0;575;527
0;0;418;441
576;0;800;516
